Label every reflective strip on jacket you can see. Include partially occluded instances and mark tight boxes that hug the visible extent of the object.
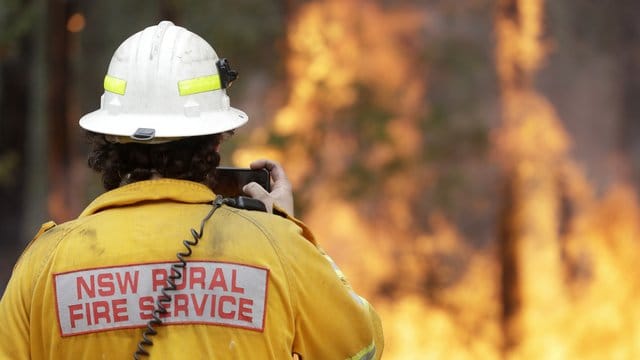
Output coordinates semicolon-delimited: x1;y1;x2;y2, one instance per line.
0;179;383;359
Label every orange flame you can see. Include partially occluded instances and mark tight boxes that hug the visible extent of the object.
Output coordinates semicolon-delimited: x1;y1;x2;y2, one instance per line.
67;13;86;33
496;0;640;358
233;1;505;357
495;0;571;354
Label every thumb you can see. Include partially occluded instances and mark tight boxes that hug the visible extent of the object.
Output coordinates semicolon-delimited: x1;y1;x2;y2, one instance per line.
243;182;269;198
242;182;273;212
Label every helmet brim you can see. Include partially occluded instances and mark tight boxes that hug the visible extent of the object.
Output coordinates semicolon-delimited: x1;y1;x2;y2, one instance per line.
79;107;248;138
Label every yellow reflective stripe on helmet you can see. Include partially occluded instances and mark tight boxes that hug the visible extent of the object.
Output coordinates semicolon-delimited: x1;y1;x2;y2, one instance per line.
178;74;221;96
104;75;127;95
347;341;376;360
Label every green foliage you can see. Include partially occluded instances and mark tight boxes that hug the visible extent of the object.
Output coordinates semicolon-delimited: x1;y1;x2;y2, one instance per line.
335;85;396;199
0;0;39;56
0;150;19;187
175;0;286;68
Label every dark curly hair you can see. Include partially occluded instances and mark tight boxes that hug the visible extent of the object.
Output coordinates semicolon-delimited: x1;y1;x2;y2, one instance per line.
86;131;227;190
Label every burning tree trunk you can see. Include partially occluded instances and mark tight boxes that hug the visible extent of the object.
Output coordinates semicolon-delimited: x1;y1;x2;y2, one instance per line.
495;0;571;356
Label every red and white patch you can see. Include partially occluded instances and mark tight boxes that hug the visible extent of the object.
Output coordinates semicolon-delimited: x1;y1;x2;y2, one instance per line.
53;261;269;336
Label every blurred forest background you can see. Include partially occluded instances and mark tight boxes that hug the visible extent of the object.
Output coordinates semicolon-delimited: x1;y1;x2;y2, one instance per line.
3;0;640;358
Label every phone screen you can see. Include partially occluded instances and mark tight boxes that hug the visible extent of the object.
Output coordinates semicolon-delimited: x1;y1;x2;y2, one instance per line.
213;167;271;197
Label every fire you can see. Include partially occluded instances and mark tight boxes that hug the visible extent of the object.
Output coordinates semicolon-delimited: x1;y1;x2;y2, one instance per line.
66;13;86;33
496;0;640;358
234;0;502;357
495;0;570;354
231;0;640;358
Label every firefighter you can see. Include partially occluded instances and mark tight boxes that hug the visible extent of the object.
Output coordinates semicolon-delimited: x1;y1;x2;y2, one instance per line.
0;21;383;359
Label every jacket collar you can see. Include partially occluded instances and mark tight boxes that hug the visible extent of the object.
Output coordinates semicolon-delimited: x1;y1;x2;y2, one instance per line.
79;179;215;218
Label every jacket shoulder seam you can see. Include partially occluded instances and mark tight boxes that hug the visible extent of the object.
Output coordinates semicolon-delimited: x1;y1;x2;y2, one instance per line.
29;222;80;293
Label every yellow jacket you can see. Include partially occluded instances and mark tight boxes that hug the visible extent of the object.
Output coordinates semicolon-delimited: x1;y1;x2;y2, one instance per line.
0;179;383;359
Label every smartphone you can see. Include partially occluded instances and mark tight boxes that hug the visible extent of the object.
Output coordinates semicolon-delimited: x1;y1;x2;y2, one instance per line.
213;167;271;197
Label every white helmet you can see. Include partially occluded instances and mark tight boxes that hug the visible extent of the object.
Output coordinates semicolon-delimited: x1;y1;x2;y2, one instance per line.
79;21;248;142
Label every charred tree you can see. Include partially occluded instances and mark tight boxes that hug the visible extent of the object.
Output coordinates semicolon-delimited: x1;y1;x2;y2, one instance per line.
495;0;570;356
46;0;75;222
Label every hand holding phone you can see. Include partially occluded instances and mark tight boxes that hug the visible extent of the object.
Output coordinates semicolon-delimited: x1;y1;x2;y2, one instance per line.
242;159;294;216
